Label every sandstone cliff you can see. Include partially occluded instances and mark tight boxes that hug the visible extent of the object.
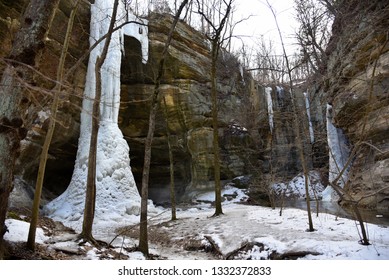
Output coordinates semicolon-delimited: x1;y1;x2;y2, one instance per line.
1;0;90;206
119;13;254;201
319;0;389;210
1;1;254;205
2;0;388;211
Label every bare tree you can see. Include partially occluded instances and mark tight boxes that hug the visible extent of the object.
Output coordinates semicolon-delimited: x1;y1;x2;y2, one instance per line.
0;0;60;259
294;0;332;74
81;0;121;243
27;0;81;251
318;0;338;16
266;0;315;231
138;0;190;257
195;0;234;216
162;96;177;221
253;38;286;84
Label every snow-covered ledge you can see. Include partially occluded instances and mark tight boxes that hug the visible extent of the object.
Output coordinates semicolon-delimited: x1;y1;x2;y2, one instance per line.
45;0;148;231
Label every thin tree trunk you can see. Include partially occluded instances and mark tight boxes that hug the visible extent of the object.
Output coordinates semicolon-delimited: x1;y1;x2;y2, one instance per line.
139;0;190;257
328;180;370;245
195;0;233;216
81;0;120;242
211;41;223;216
267;0;314;231
27;0;80;251
162;96;177;221
0;0;60;259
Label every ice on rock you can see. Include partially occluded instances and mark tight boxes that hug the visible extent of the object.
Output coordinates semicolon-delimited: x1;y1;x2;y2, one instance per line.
322;104;350;201
44;0;149;232
265;87;274;133
304;92;314;144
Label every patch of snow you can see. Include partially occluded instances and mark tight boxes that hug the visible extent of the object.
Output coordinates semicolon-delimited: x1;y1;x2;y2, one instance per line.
86;247;99;260
37;110;49;121
229;123;248;132
115;249;146;260
235;244;270;260
4;219;48;244
5;202;389;260
193;184;249;205
272;171;325;199
49;241;82;255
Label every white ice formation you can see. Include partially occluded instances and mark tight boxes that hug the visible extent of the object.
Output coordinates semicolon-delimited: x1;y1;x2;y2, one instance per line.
265;87;274;133
44;0;149;231
303;92;315;144
322;104;350;201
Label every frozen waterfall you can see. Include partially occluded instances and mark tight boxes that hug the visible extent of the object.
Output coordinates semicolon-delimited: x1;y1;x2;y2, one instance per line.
322;104;350;201
303;92;315;144
265;87;274;133
44;0;149;231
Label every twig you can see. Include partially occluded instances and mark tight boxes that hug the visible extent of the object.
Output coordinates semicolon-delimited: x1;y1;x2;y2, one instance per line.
108;210;169;247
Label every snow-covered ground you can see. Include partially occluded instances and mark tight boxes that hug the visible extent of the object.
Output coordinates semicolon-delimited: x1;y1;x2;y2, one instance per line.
5;185;389;260
272;171;325;199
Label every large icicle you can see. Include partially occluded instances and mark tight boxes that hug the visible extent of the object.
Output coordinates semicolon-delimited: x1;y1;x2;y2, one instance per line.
45;0;149;231
303;92;315;144
265;87;274;133
322;104;350;201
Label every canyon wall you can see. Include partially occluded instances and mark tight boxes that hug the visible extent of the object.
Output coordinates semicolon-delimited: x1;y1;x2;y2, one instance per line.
119;12;254;201
2;0;387;210
319;0;389;210
1;1;255;205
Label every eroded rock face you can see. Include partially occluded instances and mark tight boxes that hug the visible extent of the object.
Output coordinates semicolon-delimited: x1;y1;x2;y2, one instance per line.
0;0;90;202
9;0;388;212
2;4;254;204
321;0;389;210
119;13;253;202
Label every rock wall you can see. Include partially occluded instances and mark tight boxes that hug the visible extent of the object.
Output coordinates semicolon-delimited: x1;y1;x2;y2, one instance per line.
320;0;389;210
0;0;90;202
119;13;254;202
1;2;254;205
7;0;387;210
251;83;328;187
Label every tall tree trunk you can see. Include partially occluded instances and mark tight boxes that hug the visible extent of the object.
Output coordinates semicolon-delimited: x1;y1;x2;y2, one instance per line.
162;96;177;221
139;0;190;257
267;0;314;231
195;0;234;217
27;0;80;251
0;0;60;259
211;41;223;216
81;0;120;242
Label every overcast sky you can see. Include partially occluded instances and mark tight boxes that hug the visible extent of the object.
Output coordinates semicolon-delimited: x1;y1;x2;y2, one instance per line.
132;0;300;58
232;0;299;56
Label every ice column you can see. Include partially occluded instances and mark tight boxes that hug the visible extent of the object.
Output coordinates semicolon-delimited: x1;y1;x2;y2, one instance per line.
45;0;149;231
265;87;274;133
322;104;350;201
239;64;245;85
303;92;315;144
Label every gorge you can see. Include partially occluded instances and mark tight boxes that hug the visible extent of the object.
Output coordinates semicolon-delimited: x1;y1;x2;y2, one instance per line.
1;0;388;226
